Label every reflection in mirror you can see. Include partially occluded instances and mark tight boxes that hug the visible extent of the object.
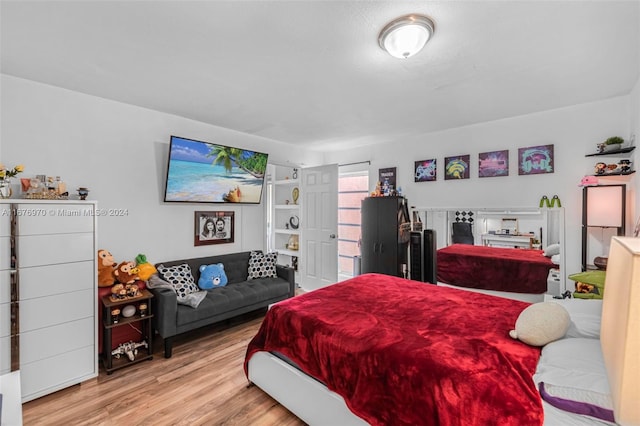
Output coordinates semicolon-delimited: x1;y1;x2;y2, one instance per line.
412;206;565;303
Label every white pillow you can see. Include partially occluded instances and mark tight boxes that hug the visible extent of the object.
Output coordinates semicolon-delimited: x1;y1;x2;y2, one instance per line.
544;243;561;257
547;299;602;339
534;338;615;424
509;302;570;346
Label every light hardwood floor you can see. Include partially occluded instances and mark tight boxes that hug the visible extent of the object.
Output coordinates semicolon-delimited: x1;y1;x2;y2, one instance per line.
22;310;306;425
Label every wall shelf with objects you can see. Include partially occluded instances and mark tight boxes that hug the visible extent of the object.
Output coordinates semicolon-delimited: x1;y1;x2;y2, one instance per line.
584;146;635;157
267;164;301;276
586;144;635;176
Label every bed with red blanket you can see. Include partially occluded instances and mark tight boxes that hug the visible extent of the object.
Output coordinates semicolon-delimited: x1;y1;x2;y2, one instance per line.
437;244;557;294
244;273;543;426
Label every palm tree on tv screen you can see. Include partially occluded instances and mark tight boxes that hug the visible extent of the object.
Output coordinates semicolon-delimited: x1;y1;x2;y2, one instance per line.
207;146;267;178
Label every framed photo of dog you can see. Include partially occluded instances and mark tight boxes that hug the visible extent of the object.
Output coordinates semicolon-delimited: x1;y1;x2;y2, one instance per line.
195;211;234;246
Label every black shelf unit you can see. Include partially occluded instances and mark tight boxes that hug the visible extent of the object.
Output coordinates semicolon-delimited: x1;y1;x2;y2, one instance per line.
585;146;635;157
101;289;154;374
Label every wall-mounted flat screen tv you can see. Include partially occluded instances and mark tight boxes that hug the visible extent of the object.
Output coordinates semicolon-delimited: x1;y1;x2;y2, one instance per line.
164;135;269;204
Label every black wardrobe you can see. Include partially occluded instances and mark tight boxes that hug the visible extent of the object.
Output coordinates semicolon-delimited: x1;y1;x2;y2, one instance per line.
361;196;410;277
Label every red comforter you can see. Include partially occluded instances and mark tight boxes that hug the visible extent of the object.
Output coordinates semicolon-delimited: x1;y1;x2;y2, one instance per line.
244;274;542;426
437;244;556;293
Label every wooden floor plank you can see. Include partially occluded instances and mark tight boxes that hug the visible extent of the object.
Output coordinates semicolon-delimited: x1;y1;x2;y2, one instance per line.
22;310;306;426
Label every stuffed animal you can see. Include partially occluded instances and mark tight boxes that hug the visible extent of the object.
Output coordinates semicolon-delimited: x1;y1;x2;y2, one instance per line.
113;261;140;285
198;263;228;289
135;253;157;281
97;249;117;287
509;302;570;346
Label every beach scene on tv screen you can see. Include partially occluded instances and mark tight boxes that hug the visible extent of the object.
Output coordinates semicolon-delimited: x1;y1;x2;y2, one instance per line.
165;137;268;203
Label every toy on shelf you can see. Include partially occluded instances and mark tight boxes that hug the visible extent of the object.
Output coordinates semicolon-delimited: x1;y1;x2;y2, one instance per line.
111;340;149;362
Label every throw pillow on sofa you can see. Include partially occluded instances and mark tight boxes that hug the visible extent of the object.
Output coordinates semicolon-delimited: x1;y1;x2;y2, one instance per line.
248;251;278;279
157;263;199;298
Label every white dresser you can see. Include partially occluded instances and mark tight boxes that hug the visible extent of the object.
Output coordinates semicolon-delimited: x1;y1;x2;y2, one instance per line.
0;200;98;402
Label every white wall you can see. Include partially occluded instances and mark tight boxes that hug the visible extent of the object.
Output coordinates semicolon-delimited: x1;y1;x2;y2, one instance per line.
630;74;640;222
1;73;635;276
324;96;632;275
0;74;322;264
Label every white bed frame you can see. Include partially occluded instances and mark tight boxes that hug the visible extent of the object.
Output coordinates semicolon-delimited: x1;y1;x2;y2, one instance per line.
248;351;610;426
248;351;614;426
248;351;367;425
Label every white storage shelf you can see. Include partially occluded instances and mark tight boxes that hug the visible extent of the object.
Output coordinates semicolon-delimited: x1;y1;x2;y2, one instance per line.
270;165;301;274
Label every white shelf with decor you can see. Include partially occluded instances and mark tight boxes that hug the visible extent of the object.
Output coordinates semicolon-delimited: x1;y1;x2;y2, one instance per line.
268;165;301;275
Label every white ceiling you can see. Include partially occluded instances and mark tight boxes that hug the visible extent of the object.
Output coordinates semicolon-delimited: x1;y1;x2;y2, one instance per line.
1;1;639;152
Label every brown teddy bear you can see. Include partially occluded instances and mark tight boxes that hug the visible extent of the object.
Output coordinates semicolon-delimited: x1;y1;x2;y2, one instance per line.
113;261;140;285
97;249;117;287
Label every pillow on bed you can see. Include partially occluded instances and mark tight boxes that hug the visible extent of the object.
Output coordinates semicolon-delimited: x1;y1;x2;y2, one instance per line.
509;302;570;346
547;299;602;339
534;338;615;424
543;243;561;257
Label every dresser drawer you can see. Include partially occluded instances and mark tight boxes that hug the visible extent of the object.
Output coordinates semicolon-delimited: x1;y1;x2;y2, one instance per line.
0;335;10;374
0;301;10;338
0;236;11;271
21;345;96;402
21;317;95;365
20;289;94;332
17;233;94;267
19;261;94;300
15;204;94;235
0;270;11;304
0;211;9;237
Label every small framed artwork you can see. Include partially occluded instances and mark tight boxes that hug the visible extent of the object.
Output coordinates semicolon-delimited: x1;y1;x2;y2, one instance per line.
518;144;554;175
478;150;509;178
415;159;437;182
378;167;397;189
194;211;234;246
444;155;470;180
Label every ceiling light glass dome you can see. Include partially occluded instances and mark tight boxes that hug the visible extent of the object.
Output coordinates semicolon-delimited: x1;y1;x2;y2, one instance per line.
378;14;435;59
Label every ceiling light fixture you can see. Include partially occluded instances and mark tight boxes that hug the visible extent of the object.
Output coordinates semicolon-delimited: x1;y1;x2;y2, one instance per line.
378;14;435;59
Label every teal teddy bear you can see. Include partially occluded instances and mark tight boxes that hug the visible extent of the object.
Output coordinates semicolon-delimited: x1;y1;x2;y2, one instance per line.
198;263;228;289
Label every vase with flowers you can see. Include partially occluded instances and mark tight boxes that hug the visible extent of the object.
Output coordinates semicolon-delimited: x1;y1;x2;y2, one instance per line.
0;163;25;199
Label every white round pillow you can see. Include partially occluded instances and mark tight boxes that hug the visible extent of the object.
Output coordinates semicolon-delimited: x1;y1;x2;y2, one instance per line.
509;302;570;346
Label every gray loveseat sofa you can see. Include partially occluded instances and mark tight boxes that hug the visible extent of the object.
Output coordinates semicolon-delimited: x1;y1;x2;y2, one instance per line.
149;251;295;358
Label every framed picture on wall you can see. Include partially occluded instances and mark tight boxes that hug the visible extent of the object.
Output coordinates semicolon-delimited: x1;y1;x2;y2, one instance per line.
194;211;234;246
478;150;509;178
415;159;437;182
378;167;397;193
444;155;470;180
518;144;554;175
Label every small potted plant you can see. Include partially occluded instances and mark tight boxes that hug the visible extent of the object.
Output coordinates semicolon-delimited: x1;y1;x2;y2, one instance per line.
602;136;624;152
